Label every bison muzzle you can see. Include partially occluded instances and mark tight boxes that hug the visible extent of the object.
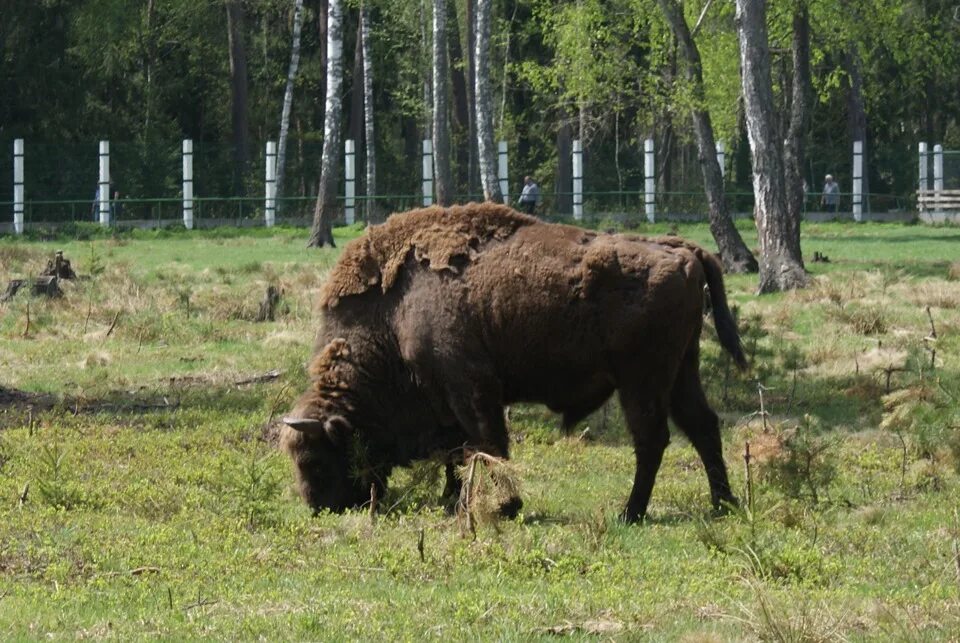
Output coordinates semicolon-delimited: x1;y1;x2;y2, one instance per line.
282;203;746;523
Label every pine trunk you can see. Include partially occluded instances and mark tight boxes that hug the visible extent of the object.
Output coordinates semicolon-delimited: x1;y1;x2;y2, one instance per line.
784;1;811;227
308;0;343;248
465;0;479;197
735;0;807;293
226;0;250;197
361;2;376;221
276;0;304;214
432;0;453;206
474;0;501;202
658;0;757;274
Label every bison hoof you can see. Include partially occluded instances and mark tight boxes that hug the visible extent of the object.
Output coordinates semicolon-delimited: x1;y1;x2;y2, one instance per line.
498;496;523;519
712;495;740;516
618;509;644;525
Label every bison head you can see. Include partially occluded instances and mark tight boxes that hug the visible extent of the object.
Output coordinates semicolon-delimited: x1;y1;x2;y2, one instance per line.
282;399;369;513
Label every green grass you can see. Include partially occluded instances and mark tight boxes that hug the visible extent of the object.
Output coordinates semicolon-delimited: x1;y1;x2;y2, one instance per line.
1;220;960;639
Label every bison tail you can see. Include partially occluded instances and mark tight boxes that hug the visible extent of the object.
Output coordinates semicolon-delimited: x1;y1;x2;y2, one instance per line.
698;250;747;370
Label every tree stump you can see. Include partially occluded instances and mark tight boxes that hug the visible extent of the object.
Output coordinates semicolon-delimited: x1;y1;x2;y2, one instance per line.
255;285;282;322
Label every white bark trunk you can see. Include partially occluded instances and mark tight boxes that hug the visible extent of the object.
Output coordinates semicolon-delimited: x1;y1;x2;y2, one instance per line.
308;0;343;247
475;0;501;202
361;2;376;221
276;0;304;212
736;0;807;292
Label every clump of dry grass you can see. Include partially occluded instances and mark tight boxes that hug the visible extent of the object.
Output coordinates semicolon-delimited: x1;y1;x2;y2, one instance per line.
948;261;960;281
456;452;521;537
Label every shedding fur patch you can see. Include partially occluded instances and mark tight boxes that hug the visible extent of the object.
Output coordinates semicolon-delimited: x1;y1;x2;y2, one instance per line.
320;203;538;307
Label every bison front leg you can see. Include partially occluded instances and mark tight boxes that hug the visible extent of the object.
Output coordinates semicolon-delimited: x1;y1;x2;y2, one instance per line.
619;390;671;524
446;384;523;518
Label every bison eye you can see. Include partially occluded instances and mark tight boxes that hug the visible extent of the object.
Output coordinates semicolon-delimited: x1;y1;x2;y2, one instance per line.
324;415;353;445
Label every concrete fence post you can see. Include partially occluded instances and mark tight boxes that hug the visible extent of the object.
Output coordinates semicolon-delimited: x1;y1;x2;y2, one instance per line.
572;139;583;221
934;143;944;215
98;140;110;226
345;138;356;225
422;140;433;207
182;139;194;229
644;138;655;223
498;141;509;204
852;140;863;222
13;139;24;234
716;140;725;179
265;140;277;227
918;142;928;194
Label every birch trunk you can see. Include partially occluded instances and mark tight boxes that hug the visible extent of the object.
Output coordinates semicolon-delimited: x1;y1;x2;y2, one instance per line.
361;2;376;221
474;0;501;202
658;0;757;273
735;0;807;292
308;0;343;248
276;0;304;214
432;0;453;205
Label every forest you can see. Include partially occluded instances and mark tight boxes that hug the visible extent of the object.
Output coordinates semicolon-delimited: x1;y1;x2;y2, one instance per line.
1;0;959;214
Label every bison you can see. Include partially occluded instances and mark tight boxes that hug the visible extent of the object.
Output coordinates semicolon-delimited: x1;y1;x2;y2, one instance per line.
282;202;745;523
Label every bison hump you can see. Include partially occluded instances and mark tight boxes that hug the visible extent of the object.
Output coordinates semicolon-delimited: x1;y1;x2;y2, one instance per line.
320;203;538;307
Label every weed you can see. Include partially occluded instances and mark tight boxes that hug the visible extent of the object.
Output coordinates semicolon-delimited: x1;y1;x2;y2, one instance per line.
759;416;837;504
222;449;283;530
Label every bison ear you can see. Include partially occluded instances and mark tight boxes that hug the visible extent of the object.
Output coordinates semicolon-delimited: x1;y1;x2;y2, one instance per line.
283;416;326;433
324;415;353;445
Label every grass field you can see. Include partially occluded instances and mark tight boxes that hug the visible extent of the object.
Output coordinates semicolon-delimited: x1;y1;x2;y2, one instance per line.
1;219;959;640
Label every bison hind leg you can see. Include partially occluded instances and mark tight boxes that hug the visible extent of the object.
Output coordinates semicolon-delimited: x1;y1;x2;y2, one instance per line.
669;347;738;513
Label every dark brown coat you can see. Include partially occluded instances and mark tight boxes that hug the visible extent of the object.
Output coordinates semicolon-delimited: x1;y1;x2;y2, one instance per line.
282;202;744;521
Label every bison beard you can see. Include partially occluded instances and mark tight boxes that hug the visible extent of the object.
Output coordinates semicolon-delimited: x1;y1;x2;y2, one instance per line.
282;203;746;523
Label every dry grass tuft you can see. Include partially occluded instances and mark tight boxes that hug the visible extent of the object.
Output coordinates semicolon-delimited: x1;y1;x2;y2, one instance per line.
948;261;960;281
456;452;521;536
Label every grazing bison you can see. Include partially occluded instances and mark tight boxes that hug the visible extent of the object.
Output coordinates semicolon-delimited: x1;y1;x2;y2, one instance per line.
282;202;745;522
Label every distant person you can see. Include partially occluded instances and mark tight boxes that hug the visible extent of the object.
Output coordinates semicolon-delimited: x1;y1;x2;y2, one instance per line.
517;175;540;215
92;185;101;221
111;189;122;221
821;174;839;213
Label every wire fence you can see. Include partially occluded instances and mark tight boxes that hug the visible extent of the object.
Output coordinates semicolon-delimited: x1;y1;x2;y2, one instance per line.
1;190;918;233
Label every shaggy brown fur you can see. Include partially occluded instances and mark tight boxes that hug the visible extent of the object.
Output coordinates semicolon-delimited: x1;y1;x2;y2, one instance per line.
320;204;538;307
283;202;744;522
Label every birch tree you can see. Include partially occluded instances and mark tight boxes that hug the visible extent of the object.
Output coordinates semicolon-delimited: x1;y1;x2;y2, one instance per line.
276;0;304;213
308;0;343;248
474;0;501;202
432;0;453;205
658;0;757;274
361;1;376;221
735;0;807;292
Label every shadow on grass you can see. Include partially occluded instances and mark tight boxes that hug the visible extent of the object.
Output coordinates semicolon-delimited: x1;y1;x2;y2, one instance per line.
0;380;278;431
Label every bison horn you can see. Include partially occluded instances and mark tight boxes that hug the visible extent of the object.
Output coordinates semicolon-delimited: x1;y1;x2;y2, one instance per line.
282;416;327;432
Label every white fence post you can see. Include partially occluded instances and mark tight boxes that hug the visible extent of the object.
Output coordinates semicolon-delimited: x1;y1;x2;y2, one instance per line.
422;139;434;206
98;140;110;226
265;140;277;227
572;139;583;221
644;138;655;223
182;139;194;229
13;139;24;235
934;143;944;215
716;140;725;178
852;140;863;222
498;140;509;204
918;142;928;193
344;138;356;224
